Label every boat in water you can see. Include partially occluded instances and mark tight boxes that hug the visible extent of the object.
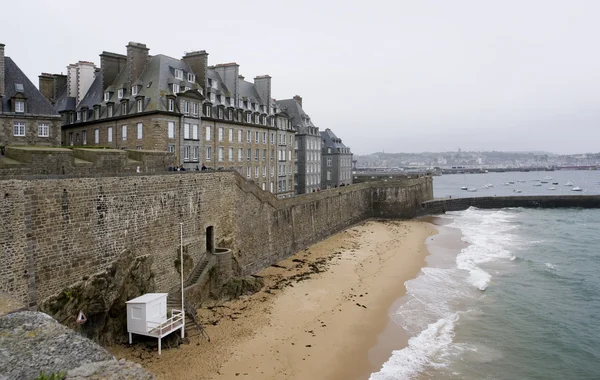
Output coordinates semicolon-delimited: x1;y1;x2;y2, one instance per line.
552;182;559;185
541;180;548;184
467;188;477;192
544;176;553;180
572;186;583;192
548;187;556;190
461;186;468;190
509;181;515;184
533;183;542;187
513;189;522;193
565;181;574;187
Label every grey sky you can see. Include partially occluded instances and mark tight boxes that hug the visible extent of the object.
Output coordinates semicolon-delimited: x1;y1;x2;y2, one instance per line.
4;0;599;154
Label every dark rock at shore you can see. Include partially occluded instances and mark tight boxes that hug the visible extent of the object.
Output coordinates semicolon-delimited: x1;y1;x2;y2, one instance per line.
0;311;154;380
216;276;265;300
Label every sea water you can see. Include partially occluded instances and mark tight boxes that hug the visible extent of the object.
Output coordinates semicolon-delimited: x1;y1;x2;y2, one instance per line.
370;207;600;380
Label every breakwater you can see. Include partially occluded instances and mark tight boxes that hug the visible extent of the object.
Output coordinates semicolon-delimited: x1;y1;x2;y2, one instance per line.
418;195;600;216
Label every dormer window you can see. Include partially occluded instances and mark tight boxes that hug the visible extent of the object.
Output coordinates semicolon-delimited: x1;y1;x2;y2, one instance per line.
243;101;248;108
270;118;274;127
118;88;124;99
205;105;212;118
175;69;183;79
218;108;223;119
121;101;128;115
207;78;213;88
107;104;113;117
228;109;233;120
168;98;175;112
15;100;24;113
173;84;180;94
246;113;252;123
251;103;255;110
104;92;110;101
82;109;87;122
76;111;81;121
192;102;198;115
137;99;144;113
210;93;215;103
227;97;233;106
131;86;138;96
94;106;100;119
188;73;195;82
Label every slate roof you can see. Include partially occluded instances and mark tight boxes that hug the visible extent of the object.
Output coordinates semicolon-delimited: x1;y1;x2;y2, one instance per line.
276;99;318;135
1;57;60;116
321;128;351;152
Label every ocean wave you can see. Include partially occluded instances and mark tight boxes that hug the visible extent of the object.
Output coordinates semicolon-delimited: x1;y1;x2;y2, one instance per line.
545;263;557;270
370;313;460;380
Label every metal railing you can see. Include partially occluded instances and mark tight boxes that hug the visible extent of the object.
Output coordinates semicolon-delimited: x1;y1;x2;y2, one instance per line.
147;309;184;337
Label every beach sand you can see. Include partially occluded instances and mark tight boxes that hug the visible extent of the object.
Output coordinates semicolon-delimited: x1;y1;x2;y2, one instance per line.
109;219;436;380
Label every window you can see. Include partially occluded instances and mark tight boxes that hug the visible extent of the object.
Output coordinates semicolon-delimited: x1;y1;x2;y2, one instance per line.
228;128;233;142
263;166;266;177
271;165;274;177
238;129;243;143
173;84;180;94
121;102;127;115
205;126;211;141
188;73;195;82
229;147;234;161
327;148;332;154
270;182;274;192
271;132;275;144
218;108;223;119
206;146;212;160
247;131;251;143
183;101;189;114
247;148;251;161
327;170;331;180
82;130;87;145
205;106;212;117
13;122;25;136
262;132;267;144
263;149;267;161
104;92;110;101
218;127;223;142
218;147;224;161
82;110;87;122
168;145;175;153
262;183;266;191
38;123;49;137
183;145;190;161
94;107;100;119
247;167;251;178
69;132;73;145
122;125;127;140
184;123;190;139
118;88;124;99
168;99;175;112
228;109;233;120
193;146;199;160
255;149;259;161
255;131;259;143
76;112;81;121
192;102;198;115
255;166;259;178
95;128;100;144
137;123;143;139
108;127;113;142
289;151;292;161
327;157;332;166
246;113;251;123
137;99;143;112
168;121;175;138
132;86;138;96
175;69;183;79
238;148;243;161
192;124;198;140
108;105;113;117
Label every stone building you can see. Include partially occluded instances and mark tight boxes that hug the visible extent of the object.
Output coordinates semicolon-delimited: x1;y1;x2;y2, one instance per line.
277;95;321;194
0;43;61;147
321;128;353;189
41;42;295;198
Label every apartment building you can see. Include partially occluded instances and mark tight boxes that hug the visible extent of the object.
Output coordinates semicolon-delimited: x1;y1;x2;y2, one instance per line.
0;43;61;147
277;95;321;194
321;128;353;189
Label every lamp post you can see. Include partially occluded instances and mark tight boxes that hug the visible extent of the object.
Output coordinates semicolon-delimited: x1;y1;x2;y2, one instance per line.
180;222;185;338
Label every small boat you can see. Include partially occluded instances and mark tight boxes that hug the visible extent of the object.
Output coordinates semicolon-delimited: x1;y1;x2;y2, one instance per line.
518;180;526;183
467;188;477;192
509;181;515;184
571;186;583;192
513;189;522;193
533;183;542;187
541;180;548;184
461;186;468;190
502;182;510;186
483;183;494;189
565;181;574;186
544;176;553;180
547;187;556;190
552;182;559;185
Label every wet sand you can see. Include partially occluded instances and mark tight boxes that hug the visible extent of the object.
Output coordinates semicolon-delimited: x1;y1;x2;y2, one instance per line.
109;219;436;380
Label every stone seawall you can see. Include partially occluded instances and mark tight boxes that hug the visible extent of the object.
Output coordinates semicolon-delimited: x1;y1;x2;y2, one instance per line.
418;195;600;216
1;172;433;309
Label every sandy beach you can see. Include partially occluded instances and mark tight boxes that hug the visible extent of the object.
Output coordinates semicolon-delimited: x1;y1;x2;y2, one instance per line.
110;219;436;380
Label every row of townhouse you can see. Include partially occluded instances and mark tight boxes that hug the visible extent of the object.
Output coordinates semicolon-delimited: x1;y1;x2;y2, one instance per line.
0;41;353;196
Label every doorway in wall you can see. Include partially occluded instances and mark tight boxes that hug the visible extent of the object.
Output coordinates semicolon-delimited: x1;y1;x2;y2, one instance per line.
206;226;214;253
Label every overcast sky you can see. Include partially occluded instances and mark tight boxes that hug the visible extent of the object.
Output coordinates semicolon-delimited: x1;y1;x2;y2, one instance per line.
4;0;600;154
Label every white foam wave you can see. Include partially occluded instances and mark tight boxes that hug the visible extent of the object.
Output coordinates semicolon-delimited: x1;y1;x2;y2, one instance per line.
545;263;557;270
370;314;460;380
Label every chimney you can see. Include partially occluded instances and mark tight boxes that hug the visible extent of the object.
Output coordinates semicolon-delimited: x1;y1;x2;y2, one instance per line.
214;62;240;103
0;43;5;98
254;75;272;106
293;95;303;108
53;74;67;100
66;61;96;105
39;73;55;102
100;51;127;92
126;42;149;85
183;50;209;92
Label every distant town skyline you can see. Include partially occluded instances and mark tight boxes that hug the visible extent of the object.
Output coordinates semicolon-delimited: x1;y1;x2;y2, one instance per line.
3;0;599;155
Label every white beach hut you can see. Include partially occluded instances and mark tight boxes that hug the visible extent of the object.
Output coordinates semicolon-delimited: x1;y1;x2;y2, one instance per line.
126;293;184;354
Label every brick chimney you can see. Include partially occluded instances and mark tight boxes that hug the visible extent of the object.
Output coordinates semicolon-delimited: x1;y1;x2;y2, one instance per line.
39;73;55;102
126;42;149;85
293;95;303;108
254;75;271;106
182;50;208;92
0;43;5;98
100;51;127;92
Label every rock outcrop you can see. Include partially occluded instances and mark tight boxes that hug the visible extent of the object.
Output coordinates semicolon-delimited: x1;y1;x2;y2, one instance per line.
39;250;156;344
0;311;154;380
